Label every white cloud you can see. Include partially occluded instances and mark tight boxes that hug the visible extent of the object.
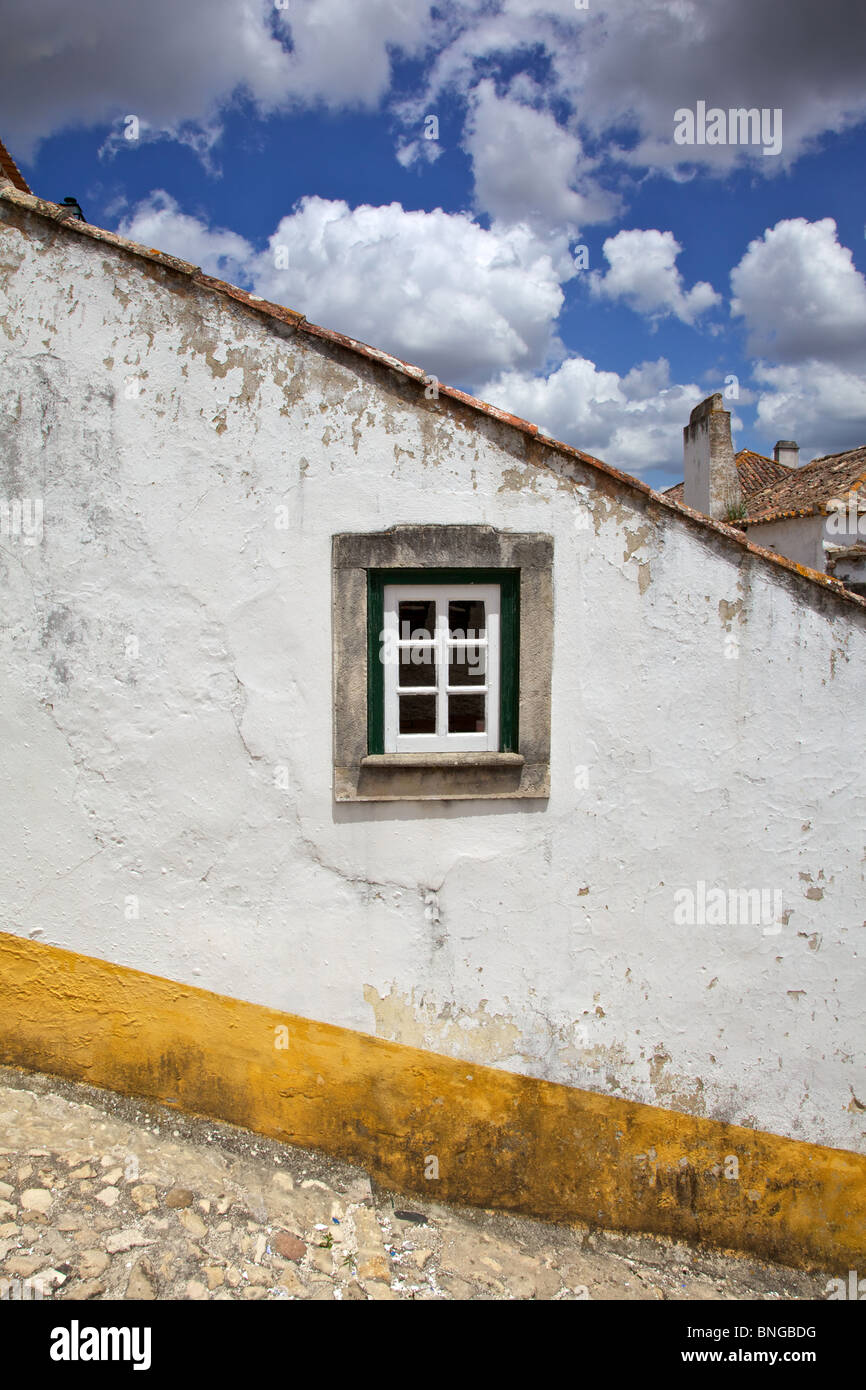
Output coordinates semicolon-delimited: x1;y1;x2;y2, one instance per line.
750;361;866;461
590;229;720;325
728;218;866;456
462;80;618;231
570;0;866;175
477;356;704;474
730;218;866;364
97;118;226;174
3;0;866;188
395;137;444;169
250;196;573;382
117;192;254;286
116;189;716;471
5;0;866;236
115;191;572;385
274;0;438;109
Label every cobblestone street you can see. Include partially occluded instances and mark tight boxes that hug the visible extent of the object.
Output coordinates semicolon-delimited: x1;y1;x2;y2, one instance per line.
0;1066;830;1302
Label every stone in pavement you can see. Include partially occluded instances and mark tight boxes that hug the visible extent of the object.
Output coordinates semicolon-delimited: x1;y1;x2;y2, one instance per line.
273;1232;305;1261
357;1254;391;1283
62;1278;105;1300
20;1188;52;1214
177;1209;208;1240
131;1184;158;1213
165;1188;194;1209
126;1259;157;1300
104;1229;157;1254
78;1250;110;1279
5;1254;44;1277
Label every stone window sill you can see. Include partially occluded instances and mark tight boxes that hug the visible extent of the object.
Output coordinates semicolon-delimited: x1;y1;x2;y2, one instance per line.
335;751;548;802
362;753;525;770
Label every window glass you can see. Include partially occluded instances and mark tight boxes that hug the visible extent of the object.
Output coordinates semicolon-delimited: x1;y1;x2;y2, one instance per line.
399;693;436;734
398;645;436;686
448;692;486;733
448;598;486;637
399;599;435;640
448;646;486;686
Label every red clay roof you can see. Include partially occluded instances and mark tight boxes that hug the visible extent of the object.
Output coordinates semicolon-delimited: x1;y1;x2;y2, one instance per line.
665;444;866;527
1;181;864;616
0;139;31;195
663;449;794;506
735;449;796;496
734;446;866;525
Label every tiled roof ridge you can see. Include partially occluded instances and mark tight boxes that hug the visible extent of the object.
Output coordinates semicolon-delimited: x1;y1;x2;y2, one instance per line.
806;444;866;467
1;181;864;616
736;447;778;464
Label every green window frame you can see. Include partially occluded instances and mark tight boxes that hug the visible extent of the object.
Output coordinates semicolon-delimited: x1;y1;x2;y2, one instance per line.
366;567;520;756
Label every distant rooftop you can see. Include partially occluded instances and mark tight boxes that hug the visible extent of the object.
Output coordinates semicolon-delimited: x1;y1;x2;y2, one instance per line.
731;446;866;525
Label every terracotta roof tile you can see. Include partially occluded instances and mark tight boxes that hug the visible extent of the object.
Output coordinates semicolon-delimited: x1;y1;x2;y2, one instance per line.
735;449;795;496
0;138;31;195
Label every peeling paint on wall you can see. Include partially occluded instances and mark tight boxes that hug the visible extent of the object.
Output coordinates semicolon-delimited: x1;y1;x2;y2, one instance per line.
363;984;522;1062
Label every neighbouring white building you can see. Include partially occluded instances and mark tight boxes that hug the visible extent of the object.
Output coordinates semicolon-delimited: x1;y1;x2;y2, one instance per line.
668;394;866;595
0;164;864;1268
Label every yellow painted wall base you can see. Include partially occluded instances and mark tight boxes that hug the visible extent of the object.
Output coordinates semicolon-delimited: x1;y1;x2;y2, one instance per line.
0;930;862;1271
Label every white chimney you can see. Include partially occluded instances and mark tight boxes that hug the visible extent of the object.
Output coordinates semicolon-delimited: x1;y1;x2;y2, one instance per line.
683;394;742;520
774;440;799;468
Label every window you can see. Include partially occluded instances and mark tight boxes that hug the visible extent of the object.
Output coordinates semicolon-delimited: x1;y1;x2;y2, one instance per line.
368;569;520;757
332;526;552;801
386;584;498;751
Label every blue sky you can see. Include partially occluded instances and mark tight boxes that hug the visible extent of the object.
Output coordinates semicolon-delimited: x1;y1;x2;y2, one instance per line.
4;0;866;490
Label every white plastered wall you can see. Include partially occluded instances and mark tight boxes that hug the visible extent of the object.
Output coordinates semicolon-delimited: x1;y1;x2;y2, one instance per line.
1;206;865;1153
744;515;824;570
